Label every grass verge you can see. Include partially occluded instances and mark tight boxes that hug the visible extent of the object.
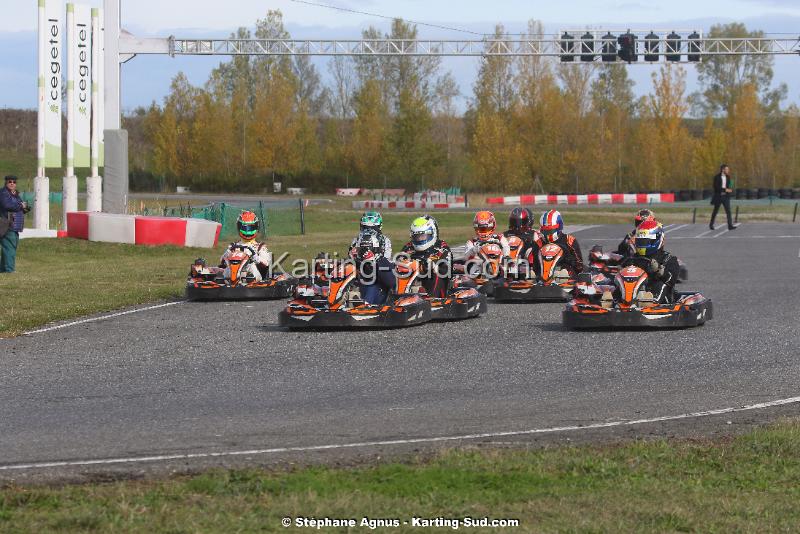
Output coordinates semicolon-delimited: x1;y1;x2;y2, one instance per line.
2;421;800;532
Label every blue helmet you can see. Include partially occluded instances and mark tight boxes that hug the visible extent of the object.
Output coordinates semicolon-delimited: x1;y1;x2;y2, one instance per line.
634;220;664;257
540;209;564;243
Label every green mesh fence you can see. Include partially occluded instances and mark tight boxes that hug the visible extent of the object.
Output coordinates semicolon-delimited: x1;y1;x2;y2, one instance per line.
161;201;303;240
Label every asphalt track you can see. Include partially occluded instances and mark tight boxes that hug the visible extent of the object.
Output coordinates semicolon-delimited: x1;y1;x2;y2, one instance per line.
2;223;800;482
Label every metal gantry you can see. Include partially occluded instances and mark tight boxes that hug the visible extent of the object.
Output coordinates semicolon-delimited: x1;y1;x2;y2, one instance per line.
145;35;800;59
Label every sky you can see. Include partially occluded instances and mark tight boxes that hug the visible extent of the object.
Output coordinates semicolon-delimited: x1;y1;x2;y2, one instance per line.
1;0;799;112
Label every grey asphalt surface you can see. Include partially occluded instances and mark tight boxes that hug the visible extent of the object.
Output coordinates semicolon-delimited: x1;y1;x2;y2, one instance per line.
2;223;800;483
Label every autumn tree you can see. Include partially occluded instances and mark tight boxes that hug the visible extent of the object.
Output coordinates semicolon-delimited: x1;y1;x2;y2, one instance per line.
691;22;787;116
726;83;774;188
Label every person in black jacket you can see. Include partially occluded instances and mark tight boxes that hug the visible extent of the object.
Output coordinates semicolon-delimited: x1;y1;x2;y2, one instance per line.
710;163;737;231
1;175;29;273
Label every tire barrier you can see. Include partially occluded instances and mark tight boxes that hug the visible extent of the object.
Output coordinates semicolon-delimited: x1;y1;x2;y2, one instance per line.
485;193;675;205
66;212;221;248
352;200;467;210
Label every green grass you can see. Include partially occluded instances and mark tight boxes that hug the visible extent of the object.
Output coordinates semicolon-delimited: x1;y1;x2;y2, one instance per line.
3;421;800;532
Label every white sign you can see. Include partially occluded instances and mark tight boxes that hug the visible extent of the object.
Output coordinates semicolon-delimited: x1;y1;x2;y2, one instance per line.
42;0;62;168
72;4;91;167
98;8;105;168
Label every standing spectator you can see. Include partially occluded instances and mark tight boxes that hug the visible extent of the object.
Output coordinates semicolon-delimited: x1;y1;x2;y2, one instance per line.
1;175;29;273
710;164;737;231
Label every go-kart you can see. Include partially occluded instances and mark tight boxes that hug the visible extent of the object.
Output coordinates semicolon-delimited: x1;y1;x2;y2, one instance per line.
589;245;689;282
562;262;712;329
494;242;575;302
186;244;296;301
394;259;487;321
455;239;505;296
278;260;431;330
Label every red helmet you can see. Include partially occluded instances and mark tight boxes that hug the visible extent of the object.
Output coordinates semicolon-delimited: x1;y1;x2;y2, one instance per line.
634;209;655;228
473;211;496;239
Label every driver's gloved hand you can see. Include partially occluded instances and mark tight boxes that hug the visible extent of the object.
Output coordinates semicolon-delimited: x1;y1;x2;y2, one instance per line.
647;258;660;274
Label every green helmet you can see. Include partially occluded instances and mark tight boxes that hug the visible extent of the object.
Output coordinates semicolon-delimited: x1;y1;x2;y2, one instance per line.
360;211;383;231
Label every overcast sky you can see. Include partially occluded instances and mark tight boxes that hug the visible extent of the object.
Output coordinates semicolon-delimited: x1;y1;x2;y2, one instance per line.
2;0;799;111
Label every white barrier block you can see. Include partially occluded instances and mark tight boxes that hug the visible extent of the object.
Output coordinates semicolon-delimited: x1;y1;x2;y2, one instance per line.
597;194;613;204
88;212;136;244
185;218;221;248
623;193;638;204
556;194;569;204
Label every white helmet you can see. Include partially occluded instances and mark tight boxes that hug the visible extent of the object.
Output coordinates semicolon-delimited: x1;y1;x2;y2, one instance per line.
410;215;438;252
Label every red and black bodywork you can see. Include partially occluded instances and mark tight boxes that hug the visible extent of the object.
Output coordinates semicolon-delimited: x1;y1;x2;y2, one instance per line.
186;246;295;301
278;262;432;330
563;265;712;329
494;242;574;302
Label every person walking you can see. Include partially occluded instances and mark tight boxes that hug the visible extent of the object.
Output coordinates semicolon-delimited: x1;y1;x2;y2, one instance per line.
0;175;29;273
710;164;737;231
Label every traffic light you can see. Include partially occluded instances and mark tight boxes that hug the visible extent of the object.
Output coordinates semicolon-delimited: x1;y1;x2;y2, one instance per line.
687;31;701;62
666;31;681;62
601;32;617;62
581;32;595;62
644;31;659;62
560;32;575;62
618;31;638;62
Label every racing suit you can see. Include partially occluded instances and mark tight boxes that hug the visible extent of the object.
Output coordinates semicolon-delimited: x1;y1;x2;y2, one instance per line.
533;233;584;276
620;250;680;303
350;231;393;260
357;255;397;305
400;240;453;298
464;233;509;278
219;240;273;281
615;231;636;257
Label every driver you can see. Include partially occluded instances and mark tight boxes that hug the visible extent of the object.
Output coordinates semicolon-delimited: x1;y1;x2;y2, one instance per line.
620;219;680;303
464;210;510;260
350;211;393;260
535;209;583;276
354;230;397;305
503;207;541;275
219;210;272;281
616;208;655;257
400;215;453;298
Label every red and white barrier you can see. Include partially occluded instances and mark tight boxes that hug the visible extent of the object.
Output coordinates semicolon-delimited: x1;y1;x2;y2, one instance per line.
352;200;467;210
336;188;361;196
486;193;675;206
66;212;221;248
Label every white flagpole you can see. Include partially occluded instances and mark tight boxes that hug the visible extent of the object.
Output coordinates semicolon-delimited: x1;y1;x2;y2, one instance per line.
35;0;48;230
87;7;102;211
63;3;77;227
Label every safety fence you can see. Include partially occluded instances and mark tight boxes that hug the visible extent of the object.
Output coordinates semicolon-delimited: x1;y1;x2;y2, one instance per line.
159;200;305;240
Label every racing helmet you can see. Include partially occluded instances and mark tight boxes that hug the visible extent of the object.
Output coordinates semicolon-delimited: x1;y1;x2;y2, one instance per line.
634;220;664;257
634;208;655;228
540;209;564;243
237;210;260;241
473;211;496;239
410;215;438;252
360;211;383;231
509;207;534;233
356;230;384;261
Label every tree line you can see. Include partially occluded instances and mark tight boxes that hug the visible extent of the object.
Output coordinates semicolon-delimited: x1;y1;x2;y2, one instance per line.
132;13;800;193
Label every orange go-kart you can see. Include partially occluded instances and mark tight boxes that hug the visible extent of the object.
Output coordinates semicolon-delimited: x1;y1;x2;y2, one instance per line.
394;259;487;321
494;242;575;302
186;244;295;301
278;260;431;330
455;240;505;297
563;263;712;329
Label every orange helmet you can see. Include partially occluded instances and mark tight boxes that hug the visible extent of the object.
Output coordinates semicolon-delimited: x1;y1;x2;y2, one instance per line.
237;210;260;241
473;211;496;239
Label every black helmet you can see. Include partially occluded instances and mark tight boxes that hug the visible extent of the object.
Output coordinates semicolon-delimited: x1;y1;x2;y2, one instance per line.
509;207;534;232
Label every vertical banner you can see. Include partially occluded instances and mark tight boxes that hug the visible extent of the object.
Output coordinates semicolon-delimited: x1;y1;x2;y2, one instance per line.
72;4;91;167
43;0;62;168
